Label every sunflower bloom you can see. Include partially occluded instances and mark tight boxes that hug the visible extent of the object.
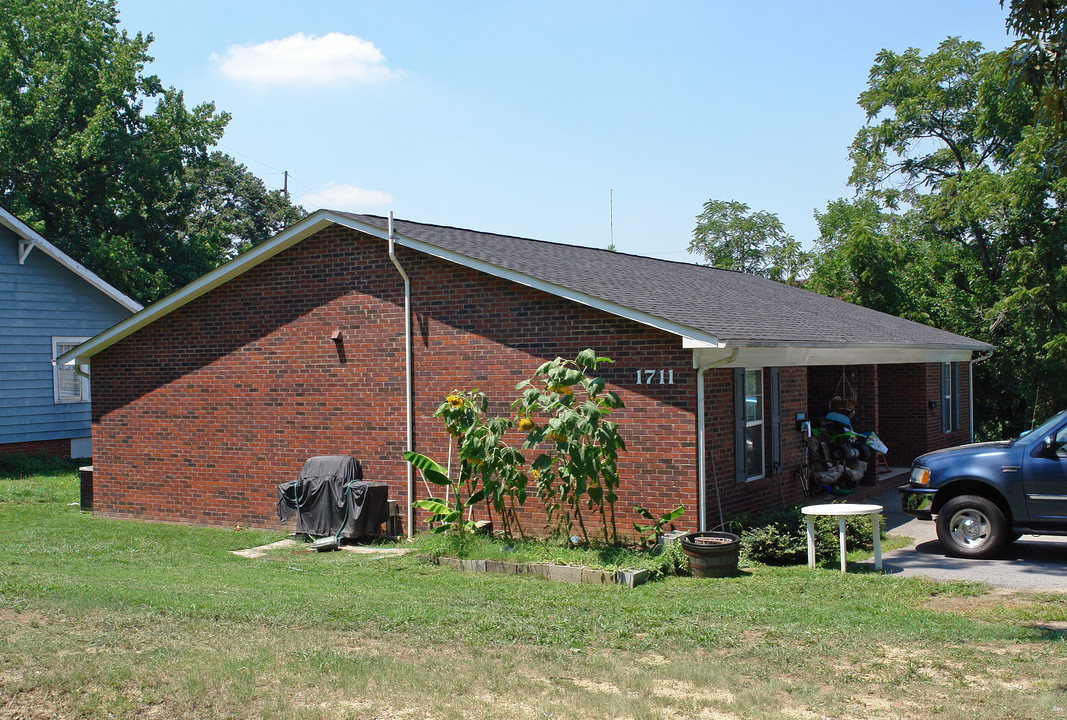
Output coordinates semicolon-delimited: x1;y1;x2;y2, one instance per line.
518;417;535;431
446;394;464;408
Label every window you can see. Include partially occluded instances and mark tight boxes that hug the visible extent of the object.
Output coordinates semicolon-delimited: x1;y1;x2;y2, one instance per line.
734;367;781;484
744;369;765;480
52;337;90;403
941;362;959;433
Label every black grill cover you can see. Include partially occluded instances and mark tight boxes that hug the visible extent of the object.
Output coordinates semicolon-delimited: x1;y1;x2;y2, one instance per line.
277;455;388;539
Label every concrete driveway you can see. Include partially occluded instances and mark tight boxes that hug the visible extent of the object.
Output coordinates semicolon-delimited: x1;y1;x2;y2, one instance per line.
871;488;1067;592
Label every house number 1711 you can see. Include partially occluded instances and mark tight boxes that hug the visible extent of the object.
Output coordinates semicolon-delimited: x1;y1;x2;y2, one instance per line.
636;369;675;385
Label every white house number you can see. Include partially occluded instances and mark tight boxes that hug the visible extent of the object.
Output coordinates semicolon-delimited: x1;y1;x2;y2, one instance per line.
635;369;675;385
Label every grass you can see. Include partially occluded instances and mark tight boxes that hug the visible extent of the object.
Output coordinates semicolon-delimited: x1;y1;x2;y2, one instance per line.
2;461;1066;719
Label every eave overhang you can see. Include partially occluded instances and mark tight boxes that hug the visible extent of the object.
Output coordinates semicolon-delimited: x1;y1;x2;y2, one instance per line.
689;343;985;369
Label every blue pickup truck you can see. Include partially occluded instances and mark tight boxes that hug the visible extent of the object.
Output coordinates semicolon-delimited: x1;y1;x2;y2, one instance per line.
899;410;1067;558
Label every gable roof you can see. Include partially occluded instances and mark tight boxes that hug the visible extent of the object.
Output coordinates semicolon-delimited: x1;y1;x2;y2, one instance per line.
58;209;990;368
1;206;142;313
345;213;988;351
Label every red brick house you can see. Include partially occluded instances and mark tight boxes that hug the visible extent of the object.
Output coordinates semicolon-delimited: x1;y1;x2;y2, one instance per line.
61;211;991;535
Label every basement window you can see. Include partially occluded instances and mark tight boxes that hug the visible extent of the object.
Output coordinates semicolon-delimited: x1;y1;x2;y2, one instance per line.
52;337;90;404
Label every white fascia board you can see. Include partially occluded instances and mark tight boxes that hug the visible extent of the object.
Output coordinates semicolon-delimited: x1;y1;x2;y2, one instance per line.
682;338;726;349
58;211;337;367
0;206;142;312
331;214;724;349
691;344;977;369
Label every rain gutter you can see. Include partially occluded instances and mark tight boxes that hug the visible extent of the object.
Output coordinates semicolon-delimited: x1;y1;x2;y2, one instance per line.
388;212;415;540
695;347;738;531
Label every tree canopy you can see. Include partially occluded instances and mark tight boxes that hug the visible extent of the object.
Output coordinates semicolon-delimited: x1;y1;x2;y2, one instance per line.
1002;0;1067;168
0;0;303;304
807;35;1067;436
689;199;807;283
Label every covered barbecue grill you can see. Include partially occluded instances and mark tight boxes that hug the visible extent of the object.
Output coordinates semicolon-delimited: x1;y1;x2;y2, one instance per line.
277;455;389;540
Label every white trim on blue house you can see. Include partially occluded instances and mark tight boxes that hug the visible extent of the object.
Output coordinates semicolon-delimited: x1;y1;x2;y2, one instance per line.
0;206;142;313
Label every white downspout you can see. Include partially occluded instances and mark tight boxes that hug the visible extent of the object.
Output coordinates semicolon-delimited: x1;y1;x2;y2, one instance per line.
695;347;738;531
388;212;415;540
968;350;994;443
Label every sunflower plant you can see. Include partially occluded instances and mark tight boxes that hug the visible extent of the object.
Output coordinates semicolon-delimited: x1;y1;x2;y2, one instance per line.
406;391;529;536
513;349;625;544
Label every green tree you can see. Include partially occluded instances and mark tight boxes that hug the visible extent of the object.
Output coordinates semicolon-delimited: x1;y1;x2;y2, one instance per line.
1002;0;1067;168
178;152;305;275
811;36;1067;435
808;198;913;319
0;0;303;304
689;199;808;283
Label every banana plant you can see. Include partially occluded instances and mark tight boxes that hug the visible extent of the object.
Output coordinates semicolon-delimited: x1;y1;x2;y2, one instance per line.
633;504;685;547
404;451;485;534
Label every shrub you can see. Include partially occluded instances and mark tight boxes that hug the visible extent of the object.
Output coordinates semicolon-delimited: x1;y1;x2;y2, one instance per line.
739;505;881;566
0;454;82;479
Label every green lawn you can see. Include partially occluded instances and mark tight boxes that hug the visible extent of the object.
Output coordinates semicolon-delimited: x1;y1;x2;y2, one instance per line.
1;466;1065;719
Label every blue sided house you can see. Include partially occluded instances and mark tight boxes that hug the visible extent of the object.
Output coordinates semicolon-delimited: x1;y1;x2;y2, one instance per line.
0;206;141;459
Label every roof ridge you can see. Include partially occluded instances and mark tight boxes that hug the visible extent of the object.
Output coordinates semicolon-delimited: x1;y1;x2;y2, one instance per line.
349;211;747;276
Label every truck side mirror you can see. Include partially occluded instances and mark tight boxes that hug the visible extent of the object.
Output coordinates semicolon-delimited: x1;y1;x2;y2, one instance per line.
1043;436;1060;456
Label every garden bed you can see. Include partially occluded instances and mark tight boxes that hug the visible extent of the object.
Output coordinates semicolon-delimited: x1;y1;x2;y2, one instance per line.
417;554;651;587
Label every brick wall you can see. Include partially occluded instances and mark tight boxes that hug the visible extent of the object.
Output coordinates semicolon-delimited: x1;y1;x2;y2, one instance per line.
90;226;715;534
700;365;809;526
88;224;972;534
876;364;928;465
807;365;879;432
875;362;970;466
0;438;73;459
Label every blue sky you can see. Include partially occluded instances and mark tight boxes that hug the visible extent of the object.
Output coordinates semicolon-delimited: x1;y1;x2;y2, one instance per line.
116;1;1014;261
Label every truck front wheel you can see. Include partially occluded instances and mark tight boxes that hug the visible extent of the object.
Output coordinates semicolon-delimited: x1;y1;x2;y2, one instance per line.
936;495;1008;559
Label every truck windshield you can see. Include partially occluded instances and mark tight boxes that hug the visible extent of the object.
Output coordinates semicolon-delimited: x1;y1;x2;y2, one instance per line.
1011;410;1067;447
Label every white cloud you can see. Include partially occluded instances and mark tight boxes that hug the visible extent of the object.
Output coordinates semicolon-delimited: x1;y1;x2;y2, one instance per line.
298;182;393;211
213;32;400;85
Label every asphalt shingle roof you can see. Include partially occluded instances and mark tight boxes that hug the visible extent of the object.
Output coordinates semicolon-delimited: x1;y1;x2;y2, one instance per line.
341;213;989;350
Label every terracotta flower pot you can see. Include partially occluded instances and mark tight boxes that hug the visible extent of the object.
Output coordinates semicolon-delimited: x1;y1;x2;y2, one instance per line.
679;531;741;578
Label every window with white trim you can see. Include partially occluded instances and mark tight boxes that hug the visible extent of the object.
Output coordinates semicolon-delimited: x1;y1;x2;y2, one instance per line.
52;337;90;403
744;368;765;481
941;362;959;433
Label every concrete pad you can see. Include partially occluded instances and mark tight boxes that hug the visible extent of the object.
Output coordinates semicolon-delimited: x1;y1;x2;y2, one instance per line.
870;488;1067;592
338;545;411;557
231;539;300;559
233;538;411;560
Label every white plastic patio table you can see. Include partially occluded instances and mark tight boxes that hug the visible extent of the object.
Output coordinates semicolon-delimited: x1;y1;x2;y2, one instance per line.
801;503;883;573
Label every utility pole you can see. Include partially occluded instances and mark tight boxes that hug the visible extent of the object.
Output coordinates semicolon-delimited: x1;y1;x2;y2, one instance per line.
283;170;289;198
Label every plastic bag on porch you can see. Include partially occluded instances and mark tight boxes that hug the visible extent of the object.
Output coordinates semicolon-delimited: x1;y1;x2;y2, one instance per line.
863;432;888;454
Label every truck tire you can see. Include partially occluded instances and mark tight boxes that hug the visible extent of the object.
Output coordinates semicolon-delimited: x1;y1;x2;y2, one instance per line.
936;495;1008;559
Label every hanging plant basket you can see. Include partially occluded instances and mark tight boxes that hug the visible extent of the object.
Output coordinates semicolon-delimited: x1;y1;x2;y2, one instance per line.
679;531;741;578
